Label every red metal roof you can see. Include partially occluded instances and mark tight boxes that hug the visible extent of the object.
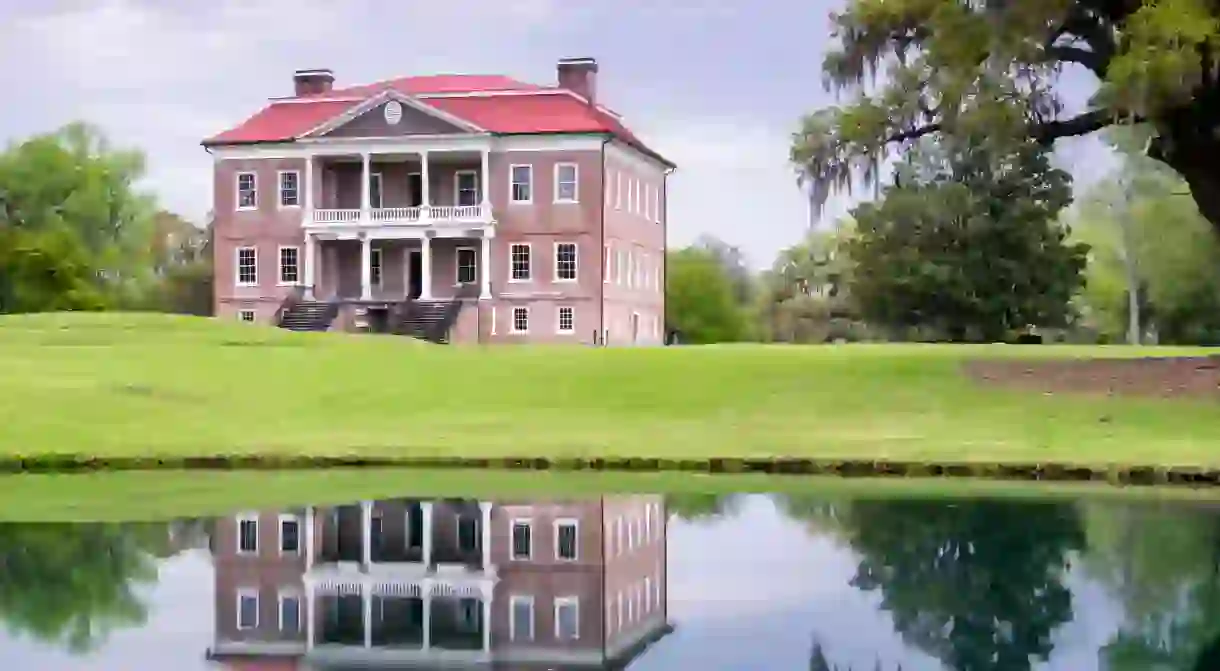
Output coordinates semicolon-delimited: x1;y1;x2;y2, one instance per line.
206;100;358;144
330;74;543;97
203;73;671;167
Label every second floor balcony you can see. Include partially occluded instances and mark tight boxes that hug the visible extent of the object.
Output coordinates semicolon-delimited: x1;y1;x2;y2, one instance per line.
311;204;490;229
296;148;493;232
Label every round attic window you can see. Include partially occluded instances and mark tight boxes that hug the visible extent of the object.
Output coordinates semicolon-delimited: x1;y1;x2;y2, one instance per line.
384;101;403;125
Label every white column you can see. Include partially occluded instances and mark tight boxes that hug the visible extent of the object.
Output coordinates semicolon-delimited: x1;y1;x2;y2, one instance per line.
304;506;316;571
420;151;431;217
420;235;433;300
481;596;491;653
422;591;432;651
360;236;372;300
479;501;493;569
362;583;372;648
479;236;491;300
361;500;373;569
480;148;490;210
360;152;371;219
305;585;315;651
421;501;434;567
304;155;314;211
303;233;316;299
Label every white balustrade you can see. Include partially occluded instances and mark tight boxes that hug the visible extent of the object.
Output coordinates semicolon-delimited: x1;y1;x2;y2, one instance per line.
312;209;362;224
308;204;489;229
428;204;486;221
370;207;422;223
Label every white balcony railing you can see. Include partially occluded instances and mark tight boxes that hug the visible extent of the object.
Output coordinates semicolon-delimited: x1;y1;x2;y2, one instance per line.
313;209;362;224
370;207;422;223
308;205;490;228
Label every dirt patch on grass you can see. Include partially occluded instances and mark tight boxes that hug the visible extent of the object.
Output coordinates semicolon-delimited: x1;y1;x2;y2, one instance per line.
964;356;1220;399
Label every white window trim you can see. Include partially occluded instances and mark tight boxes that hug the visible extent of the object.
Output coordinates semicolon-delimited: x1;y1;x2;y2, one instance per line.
236;512;258;555
644;577;652;614
553;163;579;203
556;306;575;335
510;306;530;334
616;591;623;629
369;172;384;209
278;514;300;555
277;170;300;209
654;185;663;223
237;589;259;630
235;246;258;288
278;591;302;631
510;517;533;560
615;172;622;210
615;517;624;556
553;241;578;283
238;310;256;323
236;172;258;211
370;247;383;289
508;242;532;283
554;518;579;560
604;170;613;207
454;170;480;207
509;595;535;641
555;596;580;641
277;245;301;287
509;164;533;204
603;245;611;284
455;246;478;286
490;305;497;335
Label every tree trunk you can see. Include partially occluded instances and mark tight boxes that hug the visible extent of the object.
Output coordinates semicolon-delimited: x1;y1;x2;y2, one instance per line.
1149;99;1220;235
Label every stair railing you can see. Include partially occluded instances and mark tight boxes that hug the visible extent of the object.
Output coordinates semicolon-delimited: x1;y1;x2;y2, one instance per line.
273;286;305;327
428;284;479;343
389;298;414;336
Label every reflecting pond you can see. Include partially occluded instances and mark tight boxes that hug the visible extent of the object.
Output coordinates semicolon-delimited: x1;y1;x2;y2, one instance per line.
0;492;1219;670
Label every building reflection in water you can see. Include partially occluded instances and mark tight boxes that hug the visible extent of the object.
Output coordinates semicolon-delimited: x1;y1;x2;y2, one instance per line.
207;495;671;669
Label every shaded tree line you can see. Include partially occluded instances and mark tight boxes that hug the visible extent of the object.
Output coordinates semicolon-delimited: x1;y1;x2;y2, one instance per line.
0;123;211;316
669;125;1220;346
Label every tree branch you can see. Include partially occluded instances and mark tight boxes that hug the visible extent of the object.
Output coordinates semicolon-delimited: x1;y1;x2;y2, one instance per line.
1032;108;1138;144
882;108;1133;149
1046;45;1108;78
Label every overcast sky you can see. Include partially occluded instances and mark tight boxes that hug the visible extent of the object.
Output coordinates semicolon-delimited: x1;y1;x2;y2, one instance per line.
0;0;1116;267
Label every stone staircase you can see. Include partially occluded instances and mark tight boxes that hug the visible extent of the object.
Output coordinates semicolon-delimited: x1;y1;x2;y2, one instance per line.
277;301;338;332
395;300;453;343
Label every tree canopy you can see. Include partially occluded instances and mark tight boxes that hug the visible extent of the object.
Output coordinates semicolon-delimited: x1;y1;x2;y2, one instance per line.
792;0;1220;233
845;135;1088;341
0;123;209;314
665;246;752;343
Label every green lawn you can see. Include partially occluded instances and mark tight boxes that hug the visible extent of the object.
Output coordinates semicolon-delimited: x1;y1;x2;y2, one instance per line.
2;312;1220;467
4;469;1220;521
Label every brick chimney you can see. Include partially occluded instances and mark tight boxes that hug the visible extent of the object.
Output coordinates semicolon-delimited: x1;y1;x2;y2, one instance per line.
293;69;334;97
557;57;598;103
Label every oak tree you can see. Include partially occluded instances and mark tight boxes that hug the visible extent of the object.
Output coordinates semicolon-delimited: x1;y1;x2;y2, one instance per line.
793;0;1220;235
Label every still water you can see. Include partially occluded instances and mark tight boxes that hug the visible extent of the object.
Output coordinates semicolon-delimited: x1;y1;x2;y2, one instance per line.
0;492;1217;670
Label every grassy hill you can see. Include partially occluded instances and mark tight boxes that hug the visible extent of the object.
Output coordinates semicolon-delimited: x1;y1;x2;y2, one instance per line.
2;312;1219;466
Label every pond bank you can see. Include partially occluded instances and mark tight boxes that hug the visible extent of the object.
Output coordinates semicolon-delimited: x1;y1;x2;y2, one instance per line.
6;453;1220;488
7;469;1220;521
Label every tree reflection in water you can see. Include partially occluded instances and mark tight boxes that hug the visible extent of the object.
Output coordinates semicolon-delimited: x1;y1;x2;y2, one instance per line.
0;521;170;653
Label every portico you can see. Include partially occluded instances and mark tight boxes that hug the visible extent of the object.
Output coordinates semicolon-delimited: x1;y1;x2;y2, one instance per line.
300;145;494;302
